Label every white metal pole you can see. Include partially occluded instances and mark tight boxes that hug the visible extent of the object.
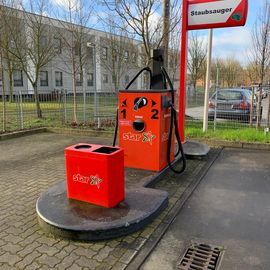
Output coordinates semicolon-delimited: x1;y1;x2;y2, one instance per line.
214;67;219;131
203;29;213;133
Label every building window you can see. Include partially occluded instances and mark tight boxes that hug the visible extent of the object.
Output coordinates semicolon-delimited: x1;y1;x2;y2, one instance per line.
13;70;23;87
124;50;129;61
55;71;63;87
87;73;94;86
125;75;130;84
88;46;94;64
102;47;108;60
112;49;117;62
102;74;108;84
75;42;81;56
76;72;83;86
40;35;47;48
40;71;48;86
132;52;137;63
112;75;117;84
53;37;61;54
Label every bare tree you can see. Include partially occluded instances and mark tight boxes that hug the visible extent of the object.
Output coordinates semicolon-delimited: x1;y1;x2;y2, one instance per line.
53;0;94;124
0;8;13;102
1;2;58;118
100;0;181;66
222;57;243;88
248;0;270;127
97;17;139;92
246;61;259;84
187;33;207;97
0;49;7;131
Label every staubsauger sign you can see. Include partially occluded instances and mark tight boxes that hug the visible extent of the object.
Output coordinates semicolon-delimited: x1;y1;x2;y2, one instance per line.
187;0;248;30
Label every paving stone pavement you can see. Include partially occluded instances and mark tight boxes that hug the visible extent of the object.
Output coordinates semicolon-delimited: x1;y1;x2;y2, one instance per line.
0;132;217;270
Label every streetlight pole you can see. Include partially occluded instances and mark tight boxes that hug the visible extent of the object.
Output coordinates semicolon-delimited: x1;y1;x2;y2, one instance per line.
87;42;100;128
162;0;170;68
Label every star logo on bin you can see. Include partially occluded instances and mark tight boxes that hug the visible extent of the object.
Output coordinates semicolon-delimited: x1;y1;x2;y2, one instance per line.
90;175;103;189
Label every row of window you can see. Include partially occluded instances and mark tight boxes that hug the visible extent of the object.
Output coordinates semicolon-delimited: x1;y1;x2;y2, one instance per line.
12;70;130;87
40;36;136;65
13;70;64;87
101;47;137;63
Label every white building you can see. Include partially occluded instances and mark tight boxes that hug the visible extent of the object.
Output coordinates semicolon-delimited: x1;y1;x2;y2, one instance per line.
0;6;143;97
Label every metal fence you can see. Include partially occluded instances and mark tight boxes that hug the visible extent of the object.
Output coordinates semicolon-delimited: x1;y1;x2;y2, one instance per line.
185;85;270;131
0;87;269;133
0;90;118;132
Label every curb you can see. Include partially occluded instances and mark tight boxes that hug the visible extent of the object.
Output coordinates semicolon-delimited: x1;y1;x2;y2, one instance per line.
46;127;114;138
0;127;269;151
0;128;47;141
196;138;270;151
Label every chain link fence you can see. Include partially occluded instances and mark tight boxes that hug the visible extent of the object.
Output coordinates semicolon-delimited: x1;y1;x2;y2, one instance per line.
185;83;270;131
0;90;118;132
0;85;269;133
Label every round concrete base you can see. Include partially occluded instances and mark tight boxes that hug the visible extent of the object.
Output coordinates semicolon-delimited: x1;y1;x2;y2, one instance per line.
183;140;210;159
36;181;168;241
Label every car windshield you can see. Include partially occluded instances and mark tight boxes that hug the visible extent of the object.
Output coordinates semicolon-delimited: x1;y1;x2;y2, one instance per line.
215;90;243;101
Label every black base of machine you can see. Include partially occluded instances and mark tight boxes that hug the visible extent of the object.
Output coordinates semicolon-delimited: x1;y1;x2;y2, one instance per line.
183;140;210;159
36;181;168;241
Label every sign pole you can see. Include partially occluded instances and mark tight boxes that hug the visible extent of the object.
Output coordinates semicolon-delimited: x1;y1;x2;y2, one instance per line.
179;0;188;143
203;28;213;133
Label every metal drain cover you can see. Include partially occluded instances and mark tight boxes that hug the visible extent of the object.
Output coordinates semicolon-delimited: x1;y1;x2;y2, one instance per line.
177;243;224;270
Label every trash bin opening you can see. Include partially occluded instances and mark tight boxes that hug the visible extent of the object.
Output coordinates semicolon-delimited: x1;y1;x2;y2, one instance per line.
93;146;118;154
75;145;92;149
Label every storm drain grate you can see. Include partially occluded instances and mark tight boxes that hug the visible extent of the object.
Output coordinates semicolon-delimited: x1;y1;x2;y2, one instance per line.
177;243;223;270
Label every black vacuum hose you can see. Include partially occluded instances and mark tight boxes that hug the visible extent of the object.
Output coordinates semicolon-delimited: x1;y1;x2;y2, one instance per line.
161;67;186;174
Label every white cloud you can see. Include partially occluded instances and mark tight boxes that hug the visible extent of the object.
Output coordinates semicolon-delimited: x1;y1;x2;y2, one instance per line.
211;28;252;65
51;0;79;10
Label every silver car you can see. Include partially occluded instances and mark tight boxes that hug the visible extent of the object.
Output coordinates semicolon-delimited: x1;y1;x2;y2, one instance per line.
208;88;256;122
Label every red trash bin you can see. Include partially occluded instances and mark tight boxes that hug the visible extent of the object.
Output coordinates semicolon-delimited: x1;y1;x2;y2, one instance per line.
65;143;125;208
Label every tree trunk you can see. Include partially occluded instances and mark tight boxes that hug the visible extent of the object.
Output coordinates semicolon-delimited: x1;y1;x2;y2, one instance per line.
72;72;78;124
7;60;14;102
33;83;42;118
1;66;7;132
267;92;270;127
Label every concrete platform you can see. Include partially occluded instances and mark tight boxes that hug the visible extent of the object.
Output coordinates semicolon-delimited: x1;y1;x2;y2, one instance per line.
36;181;168;241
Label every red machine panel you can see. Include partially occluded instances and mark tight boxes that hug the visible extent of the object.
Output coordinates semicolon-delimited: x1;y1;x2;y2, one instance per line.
119;90;174;171
65;143;124;208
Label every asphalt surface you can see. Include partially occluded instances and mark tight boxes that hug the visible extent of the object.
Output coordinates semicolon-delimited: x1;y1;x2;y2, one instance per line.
142;148;270;270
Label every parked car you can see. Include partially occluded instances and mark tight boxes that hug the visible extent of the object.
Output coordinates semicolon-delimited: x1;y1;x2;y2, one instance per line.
208;88;257;122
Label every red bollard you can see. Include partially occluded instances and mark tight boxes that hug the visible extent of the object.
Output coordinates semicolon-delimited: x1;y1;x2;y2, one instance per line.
65;144;124;208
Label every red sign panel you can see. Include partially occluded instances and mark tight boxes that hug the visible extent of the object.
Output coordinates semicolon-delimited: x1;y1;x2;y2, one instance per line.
187;0;248;30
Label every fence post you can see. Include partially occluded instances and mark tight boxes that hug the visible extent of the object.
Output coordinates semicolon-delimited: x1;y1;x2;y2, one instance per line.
15;93;20;129
250;86;255;127
256;84;262;130
94;91;101;129
19;91;23;129
64;90;67;124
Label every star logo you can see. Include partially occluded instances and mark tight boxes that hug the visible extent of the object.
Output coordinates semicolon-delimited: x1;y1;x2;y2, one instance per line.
90;175;103;189
142;131;156;146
